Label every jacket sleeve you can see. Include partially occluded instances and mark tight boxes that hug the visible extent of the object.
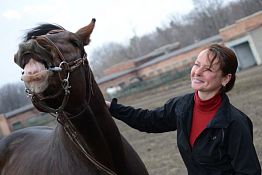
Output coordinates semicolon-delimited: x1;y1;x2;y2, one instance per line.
227;116;261;175
109;98;178;133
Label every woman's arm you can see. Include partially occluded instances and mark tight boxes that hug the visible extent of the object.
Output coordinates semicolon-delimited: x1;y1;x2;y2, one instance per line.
227;117;261;174
107;98;178;133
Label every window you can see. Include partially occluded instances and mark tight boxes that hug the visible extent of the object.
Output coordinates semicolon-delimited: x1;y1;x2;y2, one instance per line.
118;82;125;87
157;69;162;74
12;121;23;130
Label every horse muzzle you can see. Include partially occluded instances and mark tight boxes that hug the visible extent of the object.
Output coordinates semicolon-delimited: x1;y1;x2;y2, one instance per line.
14;39;53;69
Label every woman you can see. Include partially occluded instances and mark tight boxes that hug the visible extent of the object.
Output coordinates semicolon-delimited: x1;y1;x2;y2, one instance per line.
106;44;261;174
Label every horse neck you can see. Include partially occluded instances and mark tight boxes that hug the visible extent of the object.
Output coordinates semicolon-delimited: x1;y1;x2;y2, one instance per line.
60;103;116;171
83;75;129;174
84;69;123;145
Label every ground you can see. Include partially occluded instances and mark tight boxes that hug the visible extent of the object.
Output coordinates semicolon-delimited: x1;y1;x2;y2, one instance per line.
114;65;262;175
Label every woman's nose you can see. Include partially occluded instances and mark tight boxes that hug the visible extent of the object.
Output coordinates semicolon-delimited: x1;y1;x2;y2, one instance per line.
194;66;205;75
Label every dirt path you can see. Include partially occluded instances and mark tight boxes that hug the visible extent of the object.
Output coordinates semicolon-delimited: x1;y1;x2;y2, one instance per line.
115;65;262;175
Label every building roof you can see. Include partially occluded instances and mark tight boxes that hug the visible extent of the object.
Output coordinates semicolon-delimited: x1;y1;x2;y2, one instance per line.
4;103;34;119
134;42;180;63
138;35;222;69
97;68;137;84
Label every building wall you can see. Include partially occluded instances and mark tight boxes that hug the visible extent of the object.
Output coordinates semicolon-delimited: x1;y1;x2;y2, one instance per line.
219;11;262;41
222;11;262;68
98;71;138;95
250;27;262;65
137;46;207;79
97;39;221;95
7;108;40;131
98;41;218;97
0;114;11;137
104;60;136;75
225;35;258;69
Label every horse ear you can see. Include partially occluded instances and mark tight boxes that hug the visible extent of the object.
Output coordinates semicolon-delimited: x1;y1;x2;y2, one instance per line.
75;18;96;46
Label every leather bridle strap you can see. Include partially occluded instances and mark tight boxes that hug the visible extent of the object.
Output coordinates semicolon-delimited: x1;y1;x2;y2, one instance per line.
30;86;70;114
57;111;117;175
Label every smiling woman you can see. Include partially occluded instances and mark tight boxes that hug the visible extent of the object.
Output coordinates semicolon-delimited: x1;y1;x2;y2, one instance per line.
106;43;261;175
190;46;236;100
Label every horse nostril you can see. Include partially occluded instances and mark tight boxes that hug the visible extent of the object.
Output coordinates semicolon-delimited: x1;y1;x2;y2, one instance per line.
21;71;24;75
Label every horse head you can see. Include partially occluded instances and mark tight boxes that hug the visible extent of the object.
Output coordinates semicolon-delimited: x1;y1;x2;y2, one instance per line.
14;19;96;114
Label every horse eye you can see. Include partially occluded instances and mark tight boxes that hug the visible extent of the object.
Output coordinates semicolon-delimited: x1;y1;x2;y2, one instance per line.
70;39;79;47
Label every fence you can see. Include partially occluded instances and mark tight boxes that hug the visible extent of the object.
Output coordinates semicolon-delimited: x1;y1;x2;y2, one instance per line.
112;67;191;99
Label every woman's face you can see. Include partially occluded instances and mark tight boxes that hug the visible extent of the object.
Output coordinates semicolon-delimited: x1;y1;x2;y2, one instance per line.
191;49;231;100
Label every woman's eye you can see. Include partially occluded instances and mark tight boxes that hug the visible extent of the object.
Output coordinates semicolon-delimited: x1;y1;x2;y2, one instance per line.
205;68;212;72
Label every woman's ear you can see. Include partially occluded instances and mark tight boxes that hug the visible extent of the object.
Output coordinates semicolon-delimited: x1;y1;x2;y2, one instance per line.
222;74;232;86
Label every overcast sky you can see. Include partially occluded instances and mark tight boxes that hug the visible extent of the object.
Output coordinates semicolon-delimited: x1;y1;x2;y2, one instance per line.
0;0;194;88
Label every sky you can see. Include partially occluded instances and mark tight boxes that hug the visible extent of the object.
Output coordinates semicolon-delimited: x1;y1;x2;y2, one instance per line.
0;0;194;88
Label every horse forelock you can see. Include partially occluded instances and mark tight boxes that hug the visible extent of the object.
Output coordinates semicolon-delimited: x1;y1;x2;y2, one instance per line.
16;24;64;67
24;24;65;41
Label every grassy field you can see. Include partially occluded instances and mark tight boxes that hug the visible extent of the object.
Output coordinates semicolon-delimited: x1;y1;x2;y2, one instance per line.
114;65;262;175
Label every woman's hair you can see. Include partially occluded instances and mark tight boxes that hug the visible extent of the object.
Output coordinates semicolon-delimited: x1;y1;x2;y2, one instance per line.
207;43;238;92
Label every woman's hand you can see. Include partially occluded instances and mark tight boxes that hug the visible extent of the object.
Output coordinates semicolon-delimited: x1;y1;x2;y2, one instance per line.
105;101;111;108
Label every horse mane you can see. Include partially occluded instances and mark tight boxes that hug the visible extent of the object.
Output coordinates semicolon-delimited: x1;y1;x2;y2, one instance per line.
24;24;65;41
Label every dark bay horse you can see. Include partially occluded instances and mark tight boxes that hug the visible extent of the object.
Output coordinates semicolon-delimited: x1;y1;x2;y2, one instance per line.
0;19;149;175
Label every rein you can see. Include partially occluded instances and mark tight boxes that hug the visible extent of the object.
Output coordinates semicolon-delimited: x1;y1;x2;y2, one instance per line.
57;109;117;175
25;33;117;175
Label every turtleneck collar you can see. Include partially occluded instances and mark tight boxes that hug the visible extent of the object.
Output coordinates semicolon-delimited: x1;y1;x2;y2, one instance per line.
194;91;222;112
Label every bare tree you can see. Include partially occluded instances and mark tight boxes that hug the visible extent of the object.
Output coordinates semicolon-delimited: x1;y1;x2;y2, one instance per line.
135;34;160;55
0;82;30;113
168;15;197;46
90;42;130;78
154;27;175;46
237;0;262;16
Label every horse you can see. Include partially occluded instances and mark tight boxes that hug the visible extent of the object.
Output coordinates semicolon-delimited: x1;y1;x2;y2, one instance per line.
0;19;149;175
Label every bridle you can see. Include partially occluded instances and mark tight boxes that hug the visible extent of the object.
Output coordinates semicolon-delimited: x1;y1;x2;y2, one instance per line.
25;31;88;114
24;31;117;175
